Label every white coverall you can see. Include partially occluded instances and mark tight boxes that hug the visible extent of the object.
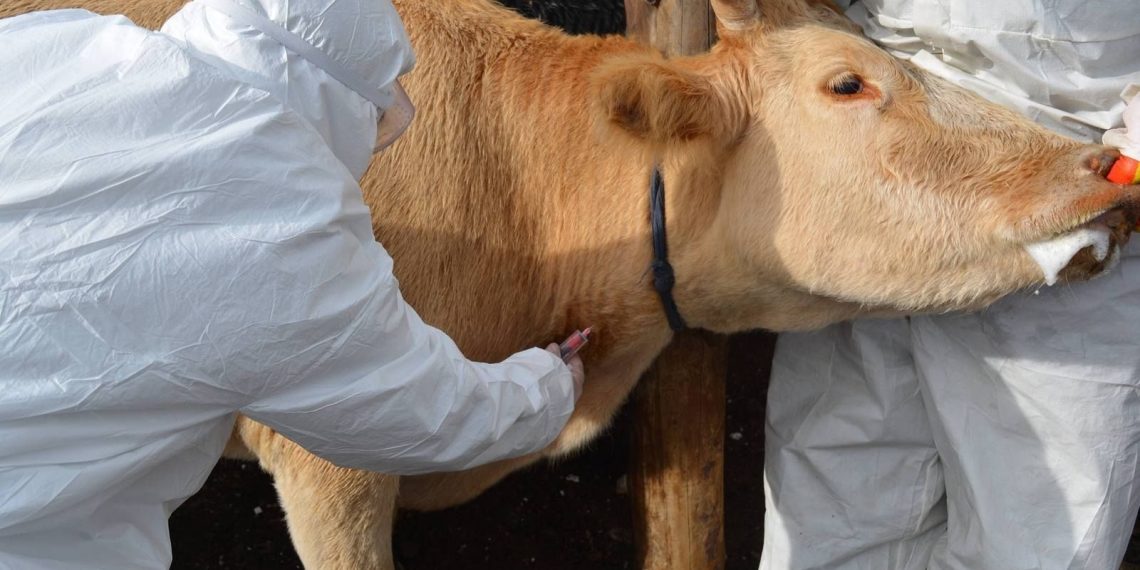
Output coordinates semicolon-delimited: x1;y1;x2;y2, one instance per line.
0;1;576;568
762;2;1140;569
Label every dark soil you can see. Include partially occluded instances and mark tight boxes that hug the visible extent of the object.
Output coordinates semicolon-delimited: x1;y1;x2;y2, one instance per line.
169;333;774;570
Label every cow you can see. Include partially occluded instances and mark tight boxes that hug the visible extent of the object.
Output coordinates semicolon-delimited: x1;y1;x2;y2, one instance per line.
3;0;1137;568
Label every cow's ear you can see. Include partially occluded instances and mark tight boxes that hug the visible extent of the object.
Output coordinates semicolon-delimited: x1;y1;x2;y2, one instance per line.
592;54;741;146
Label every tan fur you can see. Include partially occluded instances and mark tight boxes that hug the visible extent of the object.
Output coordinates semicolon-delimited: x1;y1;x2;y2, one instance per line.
5;0;1137;568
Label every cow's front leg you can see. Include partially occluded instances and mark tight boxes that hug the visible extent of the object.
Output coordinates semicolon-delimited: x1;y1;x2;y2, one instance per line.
237;418;399;570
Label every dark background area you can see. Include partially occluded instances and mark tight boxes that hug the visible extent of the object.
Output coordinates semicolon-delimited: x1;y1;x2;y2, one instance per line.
499;0;626;35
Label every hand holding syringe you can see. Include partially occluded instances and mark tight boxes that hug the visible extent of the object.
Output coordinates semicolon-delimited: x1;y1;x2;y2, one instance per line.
558;327;592;363
545;327;592;403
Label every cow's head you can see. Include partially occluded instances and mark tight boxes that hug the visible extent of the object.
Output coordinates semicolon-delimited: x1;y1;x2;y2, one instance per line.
592;0;1138;331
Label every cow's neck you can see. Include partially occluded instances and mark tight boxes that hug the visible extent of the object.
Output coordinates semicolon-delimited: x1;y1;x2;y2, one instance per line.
483;32;761;350
527;136;731;357
397;1;776;355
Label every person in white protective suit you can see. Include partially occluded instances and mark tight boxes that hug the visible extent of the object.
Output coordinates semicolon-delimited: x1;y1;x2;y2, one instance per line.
762;1;1140;569
0;0;586;568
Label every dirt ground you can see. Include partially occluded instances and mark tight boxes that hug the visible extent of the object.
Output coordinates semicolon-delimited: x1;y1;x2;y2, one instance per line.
170;333;774;570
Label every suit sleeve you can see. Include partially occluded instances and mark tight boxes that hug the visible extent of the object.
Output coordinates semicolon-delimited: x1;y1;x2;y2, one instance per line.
209;160;576;474
232;233;575;474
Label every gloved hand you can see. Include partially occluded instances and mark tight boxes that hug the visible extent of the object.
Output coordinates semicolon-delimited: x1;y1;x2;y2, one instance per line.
1102;88;1140;232
1103;86;1140;160
546;343;585;402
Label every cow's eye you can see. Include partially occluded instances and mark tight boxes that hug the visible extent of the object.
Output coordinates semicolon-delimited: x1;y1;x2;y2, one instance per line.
828;74;864;96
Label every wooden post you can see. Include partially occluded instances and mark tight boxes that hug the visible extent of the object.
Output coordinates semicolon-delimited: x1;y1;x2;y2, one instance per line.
625;9;724;570
631;331;727;570
626;0;715;58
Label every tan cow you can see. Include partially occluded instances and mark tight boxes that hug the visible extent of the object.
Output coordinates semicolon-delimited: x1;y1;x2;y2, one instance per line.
4;0;1137;568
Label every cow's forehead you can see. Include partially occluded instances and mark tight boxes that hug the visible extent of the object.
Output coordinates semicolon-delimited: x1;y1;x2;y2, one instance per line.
761;25;889;64
752;25;909;88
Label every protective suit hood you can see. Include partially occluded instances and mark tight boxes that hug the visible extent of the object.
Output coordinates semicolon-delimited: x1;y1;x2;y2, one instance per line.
162;0;416;178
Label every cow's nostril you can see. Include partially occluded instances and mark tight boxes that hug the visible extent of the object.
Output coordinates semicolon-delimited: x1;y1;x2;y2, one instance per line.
1083;146;1122;178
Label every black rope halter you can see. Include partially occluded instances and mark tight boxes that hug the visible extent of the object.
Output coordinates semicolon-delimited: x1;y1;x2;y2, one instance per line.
649;166;687;332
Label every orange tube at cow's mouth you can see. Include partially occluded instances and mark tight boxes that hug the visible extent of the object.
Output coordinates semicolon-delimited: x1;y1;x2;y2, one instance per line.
1102;156;1140;231
1107;155;1140;185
